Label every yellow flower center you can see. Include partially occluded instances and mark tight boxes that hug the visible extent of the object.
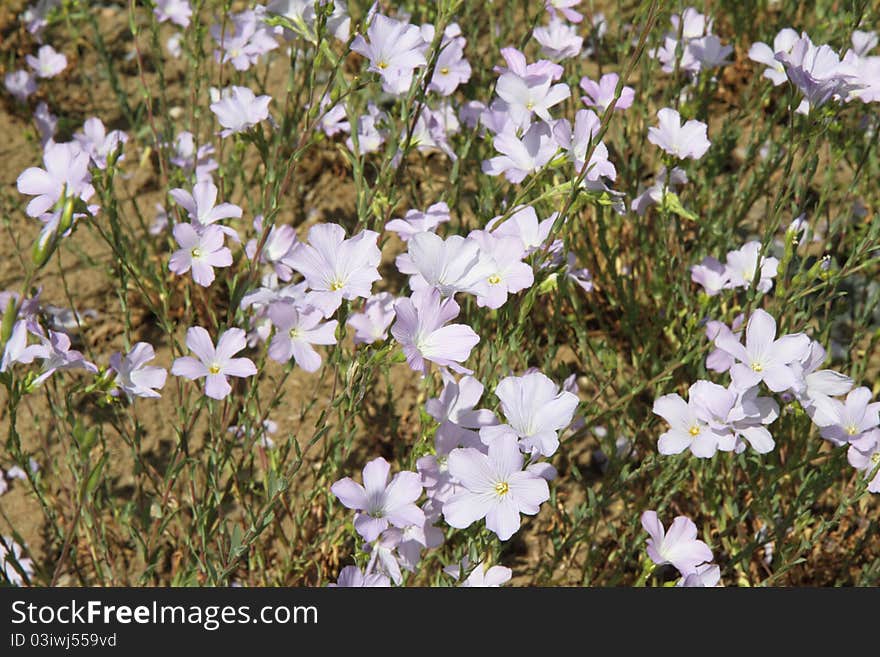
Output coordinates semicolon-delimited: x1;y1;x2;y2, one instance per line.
289;328;300;339
526;101;534;110
440;67;449;75
191;247;202;258
871;452;880;464
488;274;502;285
846;424;859;436
751;362;763;372
378;61;388;70
689;425;701;436
208;364;221;374
494;481;510;496
330;280;344;291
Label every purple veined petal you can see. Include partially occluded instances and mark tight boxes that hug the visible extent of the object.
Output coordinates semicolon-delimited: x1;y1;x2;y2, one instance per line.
214;327;247;362
761;363;799;392
223;357;257;378
385;471;423;507
204;372;232;399
658;429;692;455
664;515;698;544
184;327;216;363
169;188;197;217
640;510;664;544
171;356;208;380
740;425;775;453
126;342;156;368
485;495;522;540
446;447;495;492
420;324;480;363
507;471;549;513
387;503;426;530
290;340;321;372
745;308;776;356
17;167;56;196
353;514;388;542
442;490;494;529
268;333;294;363
730;363;763;391
204;247;233;268
189;260;216;287
331;477;368;510
652;393;690;430
488;434;523;479
132;367;167;395
362;457;391;497
714;330;749;363
303;320;338;346
772;333;811;365
689;431;719;458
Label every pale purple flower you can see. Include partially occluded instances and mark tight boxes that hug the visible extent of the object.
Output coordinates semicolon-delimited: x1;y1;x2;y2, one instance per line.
427;374;497;452
212;10;278;71
631;166;688;216
331;457;424;542
818;387;880;446
109;342;167;400
169;131;219;182
329;565;390;587
267;301;337;372
210;86;272;137
429;37;471;96
495;66;570;127
33;101;57;146
580;73;635;113
445;559;512;587
749;28;800;86
652;381;736;458
4;70;37;102
391;288;480;376
29;330;98;385
776;36;863;109
443;433;549;540
713;309;811;392
150;203;169;236
382;518;443;574
641;510;713;575
166;33;183;58
533;18;583;61
74;118;127;170
0;537;34;586
691;256;729;296
791;341;853;426
553;109;616;181
545;0;583;24
386;202;451;242
351;14;427;96
482;122;559;183
17;141;94;217
847;430;880;493
481;371;578;458
267;0;351;43
154;0;192;28
171;326;257;400
724;385;780;454
564;252;593;292
647;108;710;160
286;223;381;316
314;94;350;137
465;231;534;309
27;45;66;78
347;292;396;345
487;205;554;254
725;241;779;293
0;321;42;373
850;30;878;57
677;563;721;587
244;217;298;280
168;224;233;287
345;101;386;154
229;419;277;449
169;180;242;238
395;232;482;297
689;35;733;69
704;315;744;373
